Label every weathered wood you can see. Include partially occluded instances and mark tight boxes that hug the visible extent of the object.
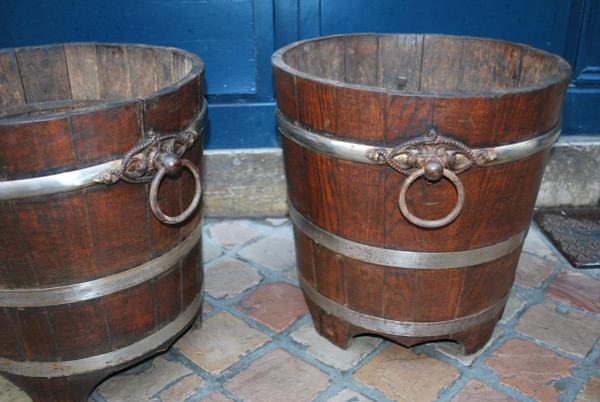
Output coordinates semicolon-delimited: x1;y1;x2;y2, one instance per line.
64;44;100;100
0;49;26;110
346;34;378;87
126;46;157;98
96;45;131;101
0;43;205;402
378;34;423;91
15;45;71;104
273;33;571;352
420;35;463;92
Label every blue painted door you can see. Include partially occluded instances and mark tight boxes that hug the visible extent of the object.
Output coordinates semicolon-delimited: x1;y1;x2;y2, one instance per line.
0;0;598;148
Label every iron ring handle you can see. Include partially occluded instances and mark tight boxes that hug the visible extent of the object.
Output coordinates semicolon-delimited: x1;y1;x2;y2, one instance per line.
398;167;465;228
149;159;202;224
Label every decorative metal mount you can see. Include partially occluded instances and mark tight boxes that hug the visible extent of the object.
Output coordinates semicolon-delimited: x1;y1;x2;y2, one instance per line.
93;127;202;225
367;129;498;228
94;128;199;185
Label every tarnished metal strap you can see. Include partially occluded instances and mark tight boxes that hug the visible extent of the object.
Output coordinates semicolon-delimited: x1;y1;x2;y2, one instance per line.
289;205;525;269
0;221;202;308
276;110;561;167
0;102;207;201
301;277;507;337
0;291;203;377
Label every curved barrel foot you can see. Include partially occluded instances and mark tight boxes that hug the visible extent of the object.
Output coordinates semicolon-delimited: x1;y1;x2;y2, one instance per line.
3;372;105;402
452;311;502;355
303;288;503;355
305;296;354;349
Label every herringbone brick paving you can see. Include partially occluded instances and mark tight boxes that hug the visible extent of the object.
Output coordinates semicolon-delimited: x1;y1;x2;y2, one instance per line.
1;218;599;402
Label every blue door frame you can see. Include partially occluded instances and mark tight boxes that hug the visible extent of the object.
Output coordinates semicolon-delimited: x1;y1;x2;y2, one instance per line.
1;0;598;149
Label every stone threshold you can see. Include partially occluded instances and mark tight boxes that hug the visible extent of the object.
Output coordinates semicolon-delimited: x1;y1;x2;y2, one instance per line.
203;136;600;217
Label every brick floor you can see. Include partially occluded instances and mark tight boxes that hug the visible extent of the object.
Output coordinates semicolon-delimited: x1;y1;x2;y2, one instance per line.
353;344;460;401
175;311;270;374
514;253;556;288
575;374;600;401
546;270;600;315
2;220;599;402
96;357;201;401
291;322;382;370
208;221;260;249
204;258;263;299
515;302;600;357
224;349;331;402
236;281;308;332
450;379;519;402
485;339;578;402
326;389;374;401
237;233;296;271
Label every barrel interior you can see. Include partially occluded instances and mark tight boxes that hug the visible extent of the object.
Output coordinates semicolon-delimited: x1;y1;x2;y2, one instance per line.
280;34;570;94
0;43;197;117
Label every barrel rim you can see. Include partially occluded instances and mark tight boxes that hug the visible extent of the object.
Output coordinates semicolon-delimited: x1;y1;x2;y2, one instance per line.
271;32;572;98
0;42;205;124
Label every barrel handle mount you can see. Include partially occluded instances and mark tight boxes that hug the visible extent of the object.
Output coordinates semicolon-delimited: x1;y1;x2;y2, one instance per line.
94;128;202;225
367;128;497;228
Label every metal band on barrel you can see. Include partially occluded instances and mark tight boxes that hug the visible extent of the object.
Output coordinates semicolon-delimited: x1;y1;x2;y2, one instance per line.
0;102;207;201
0;291;203;377
289;205;524;269
0;220;202;307
300;277;506;337
276;111;561;167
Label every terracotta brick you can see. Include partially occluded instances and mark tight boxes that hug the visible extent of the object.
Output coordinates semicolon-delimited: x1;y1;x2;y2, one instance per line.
237;234;296;271
225;349;331;402
199;392;235;402
514;253;556;288
575;374;600;402
451;379;519;402
291;322;382;370
353;344;460;401
546;270;600;315
485;339;577;402
326;389;374;402
158;374;206;402
522;229;559;262
204;258;263;299
175;311;270;374
208;221;260;249
236;282;308;332
515;302;600;357
97;357;198;401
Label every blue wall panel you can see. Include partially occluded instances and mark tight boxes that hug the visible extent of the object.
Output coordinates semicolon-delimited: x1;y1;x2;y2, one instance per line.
0;0;598;148
318;0;572;55
0;0;256;96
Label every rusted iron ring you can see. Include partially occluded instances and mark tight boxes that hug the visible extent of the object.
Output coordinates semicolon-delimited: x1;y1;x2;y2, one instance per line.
399;167;465;228
149;159;202;225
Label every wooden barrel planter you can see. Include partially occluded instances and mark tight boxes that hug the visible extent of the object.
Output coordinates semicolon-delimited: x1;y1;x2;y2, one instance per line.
273;34;570;353
0;43;206;401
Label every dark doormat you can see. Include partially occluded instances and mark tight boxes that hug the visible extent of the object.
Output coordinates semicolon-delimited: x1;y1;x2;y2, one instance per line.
534;207;600;268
